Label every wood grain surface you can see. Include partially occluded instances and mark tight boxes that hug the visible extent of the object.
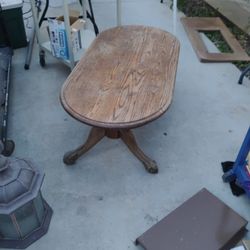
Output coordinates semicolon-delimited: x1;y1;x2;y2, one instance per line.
61;25;180;129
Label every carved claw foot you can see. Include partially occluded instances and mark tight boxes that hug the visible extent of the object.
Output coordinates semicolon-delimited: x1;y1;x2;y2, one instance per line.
63;151;79;165
143;159;158;174
63;127;105;166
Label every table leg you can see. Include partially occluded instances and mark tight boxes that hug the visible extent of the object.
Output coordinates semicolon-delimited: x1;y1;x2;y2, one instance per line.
63;127;105;165
120;130;158;174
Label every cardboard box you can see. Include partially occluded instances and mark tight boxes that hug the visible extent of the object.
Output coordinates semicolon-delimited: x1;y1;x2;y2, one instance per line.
48;11;85;60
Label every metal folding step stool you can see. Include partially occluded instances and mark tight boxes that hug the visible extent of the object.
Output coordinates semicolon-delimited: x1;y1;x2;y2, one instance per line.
223;127;250;198
238;65;250;85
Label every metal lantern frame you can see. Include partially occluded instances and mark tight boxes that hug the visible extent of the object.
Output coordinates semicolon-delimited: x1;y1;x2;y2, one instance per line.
0;156;53;249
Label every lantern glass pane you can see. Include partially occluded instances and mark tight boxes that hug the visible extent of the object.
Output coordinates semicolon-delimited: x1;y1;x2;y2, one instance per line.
33;191;45;224
14;201;39;237
0;214;19;239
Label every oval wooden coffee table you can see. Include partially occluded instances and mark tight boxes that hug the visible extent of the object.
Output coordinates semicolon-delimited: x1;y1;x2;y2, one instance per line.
60;25;180;174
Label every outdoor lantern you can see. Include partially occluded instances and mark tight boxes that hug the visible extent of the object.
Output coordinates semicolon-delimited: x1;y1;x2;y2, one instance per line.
0;154;53;249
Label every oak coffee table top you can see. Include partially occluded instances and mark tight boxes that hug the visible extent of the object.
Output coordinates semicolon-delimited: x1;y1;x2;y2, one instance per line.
61;25;180;173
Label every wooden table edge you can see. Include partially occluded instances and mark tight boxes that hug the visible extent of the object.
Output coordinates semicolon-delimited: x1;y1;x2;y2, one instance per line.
60;91;174;129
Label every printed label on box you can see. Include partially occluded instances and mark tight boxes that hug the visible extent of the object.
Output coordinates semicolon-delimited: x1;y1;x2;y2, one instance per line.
48;17;84;60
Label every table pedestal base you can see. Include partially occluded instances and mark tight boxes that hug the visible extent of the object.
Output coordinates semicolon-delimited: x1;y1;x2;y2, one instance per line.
63;127;158;174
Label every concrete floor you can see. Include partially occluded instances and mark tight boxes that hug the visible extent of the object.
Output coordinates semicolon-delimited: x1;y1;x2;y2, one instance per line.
6;0;250;249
